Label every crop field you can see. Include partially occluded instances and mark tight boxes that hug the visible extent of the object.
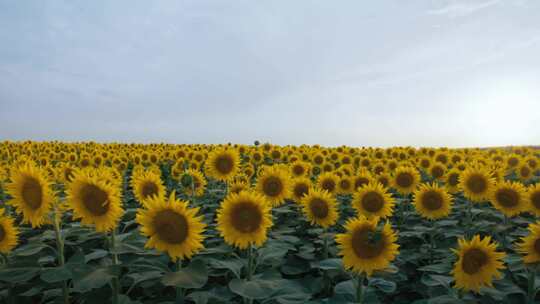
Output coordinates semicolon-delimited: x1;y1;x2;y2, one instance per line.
0;141;540;304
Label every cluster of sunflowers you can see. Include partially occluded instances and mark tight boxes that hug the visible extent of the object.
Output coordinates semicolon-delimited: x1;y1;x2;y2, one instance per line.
0;141;539;303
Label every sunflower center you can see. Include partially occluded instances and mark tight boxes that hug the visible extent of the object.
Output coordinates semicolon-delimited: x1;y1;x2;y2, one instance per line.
396;172;413;188
314;156;324;165
520;166;531;177
448;173;459;186
495;188;519;208
309;198;329;219
153;209;189;244
80;184;110;216
361;191;384;213
351;227;385;259
354;177;370;190
321;179;336;193
531;192;540;210
0;225;5;242
262;176;283;197
421;190;443;211
340;179;351;190
466;174;487;194
534;239;540;255
21;177;43;210
508;157;519;167
293;165;305;176
462;248;488;274
215;155;234;174
431;166;444;179
293;183;309;199
231;202;262;233
421;159;430;168
141;181;159;199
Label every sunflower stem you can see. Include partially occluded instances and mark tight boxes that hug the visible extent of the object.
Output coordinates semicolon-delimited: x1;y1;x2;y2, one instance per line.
243;244;254;304
528;264;538;304
1;253;15;304
110;229;120;304
53;208;69;304
323;231;329;260
466;201;473;238
175;259;184;304
356;273;365;304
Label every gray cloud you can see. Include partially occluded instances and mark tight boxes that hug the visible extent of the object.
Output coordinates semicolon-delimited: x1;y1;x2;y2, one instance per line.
1;0;539;147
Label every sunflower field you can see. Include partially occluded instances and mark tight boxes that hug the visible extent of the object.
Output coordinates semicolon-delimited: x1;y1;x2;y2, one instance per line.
1;141;540;304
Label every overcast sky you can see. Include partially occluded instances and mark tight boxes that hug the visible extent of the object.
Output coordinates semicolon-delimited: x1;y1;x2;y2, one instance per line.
1;0;539;147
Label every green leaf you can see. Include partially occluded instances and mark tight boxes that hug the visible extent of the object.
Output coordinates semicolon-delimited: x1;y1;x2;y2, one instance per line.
13;242;48;256
72;266;119;292
334;279;355;297
228;278;279;299
208;258;244;279
85;249;109;263
0;267;41;283
312;258;343;271
162;259;208;289
369;277;396;293
421;274;453;288
41;266;72;283
117;294;143;304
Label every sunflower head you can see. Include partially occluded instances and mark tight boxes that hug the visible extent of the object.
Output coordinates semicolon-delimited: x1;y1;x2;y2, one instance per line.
301;189;339;228
392;166;420;195
353;182;395;219
255;166;292;207
316;172;339;195
216;191;272;249
490;181;526;217
0;211;19;254
459;167;494;203
451;235;505;292
336;216;399;276
291;177;312;202
413;183;453;220
205;148;240;181
527;184;540;216
6;162;54;228
444;169;461;193
228;180;250;195
182;169;207;197
67;169;124;232
131;170;166;205
517;222;540;264
136;192;206;261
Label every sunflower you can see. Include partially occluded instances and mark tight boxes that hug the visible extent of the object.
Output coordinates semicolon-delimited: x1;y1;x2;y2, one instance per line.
205;148;240;181
392;166;420;195
451;235;505;292
527;184;540;216
256;166;292;207
337;176;354;194
352;182;395;219
376;173;391;188
315;172;339;195
517;164;533;181
517;222;540;264
336;216;399;276
291;177;312;202
413;183;453;220
228;180;250;195
181;169;207;197
67;170;124;232
290;161;311;178
444;168;461;193
300;189;339;228
0;210;19;254
353;170;373;191
490;181;526;217
136;192;206;261
131;170;166;205
216;191;272;249
6;162;54;227
429;163;446;180
459;167;494;203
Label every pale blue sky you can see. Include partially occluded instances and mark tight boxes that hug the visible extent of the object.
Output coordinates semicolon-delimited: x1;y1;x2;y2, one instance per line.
1;0;539;147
